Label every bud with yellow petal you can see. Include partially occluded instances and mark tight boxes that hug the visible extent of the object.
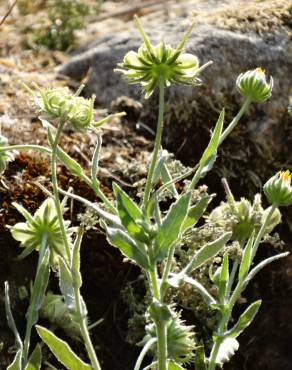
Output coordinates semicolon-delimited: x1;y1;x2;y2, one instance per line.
236;68;273;103
264;170;292;207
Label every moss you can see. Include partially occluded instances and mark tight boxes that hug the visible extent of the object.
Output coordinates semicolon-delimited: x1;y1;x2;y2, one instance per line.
193;0;292;35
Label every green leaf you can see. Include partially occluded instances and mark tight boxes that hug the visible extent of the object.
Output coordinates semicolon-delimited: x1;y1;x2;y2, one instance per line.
152;152;167;185
215;337;239;365
180;275;216;306
72;231;83;289
57;146;84;177
227;300;261;338
238;232;255;281
36;326;92;370
58;257;75;310
154;192;191;260
4;281;23;351
168;361;184;370
183;232;232;274
113;182;149;243
26;249;50;327
182;195;213;232
24;344;42;370
106;226;150;269
12;202;34;223
7;350;22;370
195;341;207;370
218;253;229;303
161;163;179;198
246;252;289;284
48;128;84;177
199;109;224;175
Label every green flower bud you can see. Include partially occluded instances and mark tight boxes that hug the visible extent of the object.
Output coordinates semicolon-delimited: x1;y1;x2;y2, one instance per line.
264;170;292;207
0;134;15;175
143;310;195;364
26;84;120;131
10;198;74;265
236;68;273;103
32;85;95;130
117;16;211;98
209;193;281;242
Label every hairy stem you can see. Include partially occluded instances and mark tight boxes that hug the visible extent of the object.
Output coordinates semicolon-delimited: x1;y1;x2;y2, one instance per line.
22;234;47;365
160;243;176;299
156;321;167;370
147;246;168;370
134;338;157;370
74;283;101;370
208;338;222;370
0;144;51;154
189;98;251;191
219;98;251;145
72;230;102;370
143;78;165;209
50;120;71;261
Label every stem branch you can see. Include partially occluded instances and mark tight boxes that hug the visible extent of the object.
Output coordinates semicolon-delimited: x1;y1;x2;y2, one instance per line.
143;78;165;208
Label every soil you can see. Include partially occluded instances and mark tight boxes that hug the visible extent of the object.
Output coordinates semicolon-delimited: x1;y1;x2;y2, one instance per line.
0;1;291;370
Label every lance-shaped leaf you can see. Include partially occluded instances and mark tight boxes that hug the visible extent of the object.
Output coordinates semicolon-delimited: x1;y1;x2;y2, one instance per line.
36;326;91;370
218;253;229;303
26;249;50;327
7;350;22;370
238;232;255;281
225;300;261;339
106;225;150;269
113;182;149;243
59;257;75;311
245;252;289;284
161;163;179;198
152;152;178;198
180;275;216;306
24;344;42;370
182;194;213;232
199;109;224;175
48;128;84;177
214;337;239;365
154;192;191;260
72;230;83;289
183;232;232;275
4;281;23;351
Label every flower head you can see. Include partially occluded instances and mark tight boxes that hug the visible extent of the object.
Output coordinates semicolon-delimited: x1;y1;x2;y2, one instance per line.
10;198;74;265
117;16;211;98
25;84;122;131
264;170;292;207
29;84;96;130
236;68;273;103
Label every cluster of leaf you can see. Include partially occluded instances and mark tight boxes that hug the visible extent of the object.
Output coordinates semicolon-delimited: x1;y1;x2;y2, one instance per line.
23;0;100;51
